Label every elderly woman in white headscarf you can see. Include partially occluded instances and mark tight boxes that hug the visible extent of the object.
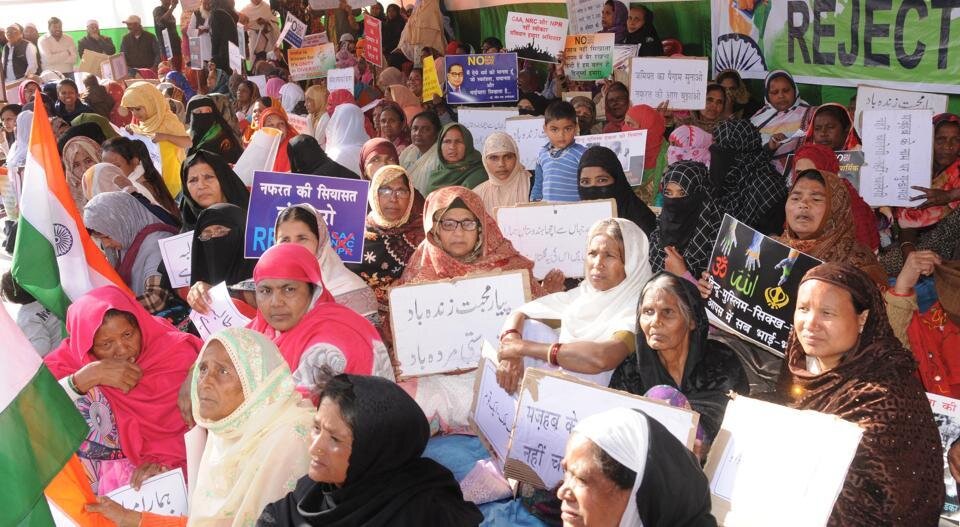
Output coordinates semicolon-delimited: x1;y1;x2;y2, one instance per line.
496;217;653;392
325;104;371;178
474;131;531;215
559;407;716;527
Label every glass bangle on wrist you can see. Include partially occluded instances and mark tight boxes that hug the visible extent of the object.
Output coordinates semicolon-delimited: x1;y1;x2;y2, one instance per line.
499;328;520;342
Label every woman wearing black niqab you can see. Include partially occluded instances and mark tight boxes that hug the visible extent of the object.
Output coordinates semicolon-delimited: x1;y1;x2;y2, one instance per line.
577;145;657;236
185;96;244;163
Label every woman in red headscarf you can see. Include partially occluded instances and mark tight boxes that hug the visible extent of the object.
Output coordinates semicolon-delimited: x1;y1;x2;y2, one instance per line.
622;104;667;204
359;137;399;179
105;81;132;127
246;243;395;393
257;106;299;172
44;285;202;494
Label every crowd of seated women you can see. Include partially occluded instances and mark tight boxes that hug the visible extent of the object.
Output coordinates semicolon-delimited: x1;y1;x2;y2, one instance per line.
2;8;960;524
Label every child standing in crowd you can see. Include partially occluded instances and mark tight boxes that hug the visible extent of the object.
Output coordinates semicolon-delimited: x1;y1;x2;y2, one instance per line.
531;100;586;202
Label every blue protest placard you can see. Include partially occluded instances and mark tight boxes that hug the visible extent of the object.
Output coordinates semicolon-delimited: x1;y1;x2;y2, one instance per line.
244;171;369;263
444;53;519;105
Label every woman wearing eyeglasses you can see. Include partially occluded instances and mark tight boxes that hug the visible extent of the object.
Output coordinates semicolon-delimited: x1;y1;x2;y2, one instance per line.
385;186;562;434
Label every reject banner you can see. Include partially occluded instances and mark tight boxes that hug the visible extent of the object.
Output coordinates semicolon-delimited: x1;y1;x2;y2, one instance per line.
444;53;519;104
711;0;960;94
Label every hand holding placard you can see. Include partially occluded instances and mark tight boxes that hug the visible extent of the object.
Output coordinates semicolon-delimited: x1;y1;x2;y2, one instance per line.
189;282;251;340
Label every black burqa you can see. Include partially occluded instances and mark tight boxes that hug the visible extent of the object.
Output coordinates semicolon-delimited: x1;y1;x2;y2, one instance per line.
190;203;256;286
577;145;656;236
648;161;721;276
623;7;664;57
185;96;244;163
288;134;361;180
610;272;749;441
179;150;250;232
257;375;483;527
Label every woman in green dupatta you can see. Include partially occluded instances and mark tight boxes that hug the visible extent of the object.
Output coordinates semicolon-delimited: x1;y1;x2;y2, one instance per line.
425;123;488;194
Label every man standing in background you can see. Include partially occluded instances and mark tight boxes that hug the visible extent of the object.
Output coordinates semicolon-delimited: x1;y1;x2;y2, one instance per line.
154;0;183;71
77;21;116;58
2;24;39;82
120;15;162;70
38;17;77;74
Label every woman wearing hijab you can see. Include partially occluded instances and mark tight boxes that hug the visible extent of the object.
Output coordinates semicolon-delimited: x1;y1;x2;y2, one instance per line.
624;5;664;56
101;137;181;222
279;80;305;113
257;105;300;172
611;272;749;443
88;328;314;527
801;103;860;151
600;0;628;43
56;122;106;155
121;82;191;195
288;134;359;180
274;203;379;317
61;135;101;211
185;95;244;163
0;103;20;163
345;165;425;310
667;125;712;167
774;263;943;525
400;110;442;195
84;191;180;313
265;76;285;99
4;110;32;174
189;203;257;296
104;81;132;128
622;104;668;204
577;146;656;235
258;374;482;526
426;123;488;194
750;70;813;175
245;243;394;391
496;218;652;392
359;137;399;179
716;69;762;120
18;79;40;106
304;84;328;140
376;100;411;154
560;407;716;527
44;285;202;494
179;150;250;232
474;132;531;216
325;103;372;178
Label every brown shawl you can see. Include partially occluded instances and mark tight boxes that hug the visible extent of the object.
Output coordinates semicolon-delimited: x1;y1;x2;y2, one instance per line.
774;170;887;286
776;263;943;526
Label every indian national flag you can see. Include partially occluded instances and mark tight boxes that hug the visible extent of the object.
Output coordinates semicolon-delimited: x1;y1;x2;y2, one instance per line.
11;100;129;319
0;305;100;526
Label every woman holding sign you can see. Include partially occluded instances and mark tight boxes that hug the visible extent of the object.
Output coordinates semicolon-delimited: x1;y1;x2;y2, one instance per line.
775;262;943;525
749;70;812;176
496;218;652;393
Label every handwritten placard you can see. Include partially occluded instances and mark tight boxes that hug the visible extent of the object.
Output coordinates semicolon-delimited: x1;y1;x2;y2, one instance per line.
388;270;532;378
422;55;443;103
457;107;519;151
288;44;336;81
158;231;194;289
497;199;616;279
327;67;354;94
504;116;545;171
854;85;947;134
278;13;307;48
705;214;822;357
444;53;519;105
575;129;648;186
470;354;519;463
704;396;862;527
859;109;933;207
106;469;188;516
245;171;368;262
630;57;709;110
563;34;614;81
929;392;960;522
505;368;699;489
567;0;603;35
504;11;569;64
189;282;252;340
363;14;382;67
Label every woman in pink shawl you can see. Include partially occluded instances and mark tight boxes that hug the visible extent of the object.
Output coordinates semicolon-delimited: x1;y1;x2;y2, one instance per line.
246;243;394;394
43;285;202;494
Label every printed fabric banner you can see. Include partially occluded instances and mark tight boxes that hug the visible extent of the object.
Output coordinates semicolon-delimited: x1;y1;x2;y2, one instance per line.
288;44;336;81
563;34;615;81
711;0;960;94
705;214;822;357
244;171;369;262
363;15;383;67
504;12;568;64
445;53;519;104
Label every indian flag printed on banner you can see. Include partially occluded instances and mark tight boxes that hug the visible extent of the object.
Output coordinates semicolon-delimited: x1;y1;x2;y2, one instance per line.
0;306;97;526
11;100;130;319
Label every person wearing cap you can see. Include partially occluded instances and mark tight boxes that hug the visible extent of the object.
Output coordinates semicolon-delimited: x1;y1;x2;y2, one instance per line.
38;17;77;74
120;15;162;71
77;20;116;58
2;24;39;82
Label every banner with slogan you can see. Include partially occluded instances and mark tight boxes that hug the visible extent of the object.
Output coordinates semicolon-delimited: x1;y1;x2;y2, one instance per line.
244;171;369;262
445;53;519;104
363;15;383;67
288;44;336;81
505;11;568;64
705;214;822;357
711;0;960;94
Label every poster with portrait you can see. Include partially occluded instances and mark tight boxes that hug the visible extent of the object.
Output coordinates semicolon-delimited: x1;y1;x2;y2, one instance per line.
705;214;822;357
444;53;519;104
